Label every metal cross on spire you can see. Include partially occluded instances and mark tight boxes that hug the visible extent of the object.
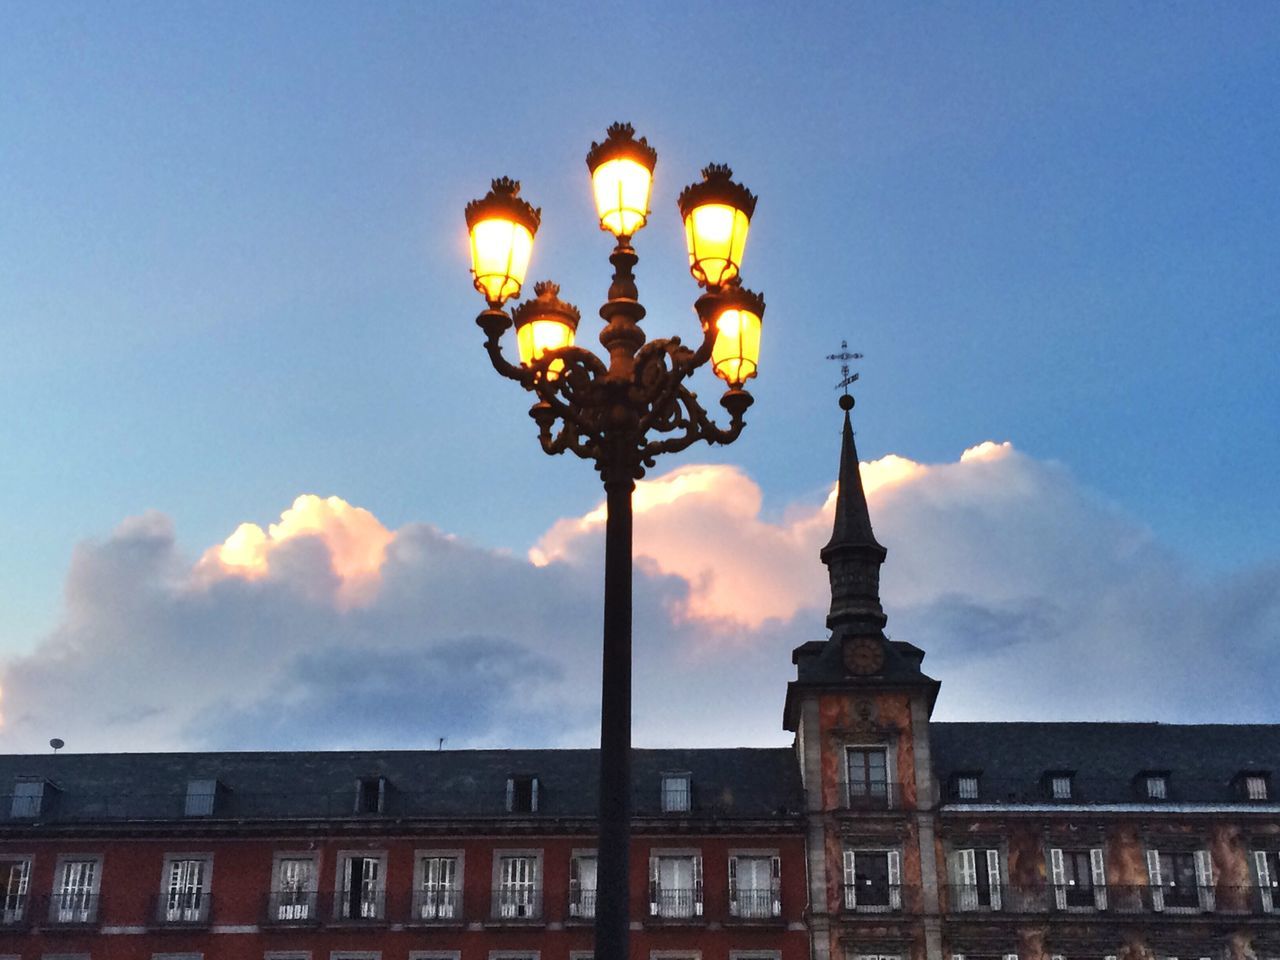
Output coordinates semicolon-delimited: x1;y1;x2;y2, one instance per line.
826;340;863;394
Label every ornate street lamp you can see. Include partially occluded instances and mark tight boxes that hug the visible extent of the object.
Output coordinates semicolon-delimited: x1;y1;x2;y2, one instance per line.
464;123;765;960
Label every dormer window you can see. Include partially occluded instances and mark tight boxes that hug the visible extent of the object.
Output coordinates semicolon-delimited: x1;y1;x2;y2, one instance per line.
1144;774;1169;801
355;776;387;814
184;779;219;816
9;779;49;819
952;773;981;801
506;775;539;813
1239;772;1270;801
1044;772;1073;800
661;773;691;813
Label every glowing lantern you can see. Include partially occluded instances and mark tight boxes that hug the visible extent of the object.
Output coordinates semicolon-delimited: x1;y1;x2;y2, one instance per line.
465;177;541;305
585;122;658;238
677;163;756;289
512;281;580;378
708;284;765;387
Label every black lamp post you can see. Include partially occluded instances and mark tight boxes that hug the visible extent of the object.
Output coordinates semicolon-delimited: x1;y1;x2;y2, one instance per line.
463;123;765;960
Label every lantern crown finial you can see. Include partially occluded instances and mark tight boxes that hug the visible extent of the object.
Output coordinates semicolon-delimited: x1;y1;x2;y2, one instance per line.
513;280;581;329
586;122;658;173
465;177;542;234
677;164;758;220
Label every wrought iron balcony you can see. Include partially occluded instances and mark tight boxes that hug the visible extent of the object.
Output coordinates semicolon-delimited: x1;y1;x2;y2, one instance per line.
150;892;212;927
842;882;912;913
491;886;542;921
837;780;903;810
410;888;463;923
326;889;388;925
568;888;596;920
728;889;782;920
0;894;30;929
944;884;1273;917
34;892;101;927
263;889;321;926
648;887;705;920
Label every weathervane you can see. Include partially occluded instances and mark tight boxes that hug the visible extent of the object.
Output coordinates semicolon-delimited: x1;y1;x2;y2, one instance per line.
826;339;863;395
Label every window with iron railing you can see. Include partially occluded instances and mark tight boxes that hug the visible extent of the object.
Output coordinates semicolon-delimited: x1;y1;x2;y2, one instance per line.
337;854;385;921
52;858;100;925
842;849;901;912
495;855;540;919
0;857;30;925
416;855;460;921
728;855;780;919
649;854;703;918
1049;848;1105;910
161;857;210;924
949;848;1002;910
846;748;889;808
269;857;317;922
569;855;597;919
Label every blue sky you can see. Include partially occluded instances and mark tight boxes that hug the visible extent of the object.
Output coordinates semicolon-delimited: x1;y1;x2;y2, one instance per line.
0;3;1278;748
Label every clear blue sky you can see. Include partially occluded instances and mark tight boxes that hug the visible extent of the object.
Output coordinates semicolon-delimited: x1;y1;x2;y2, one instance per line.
2;1;1278;653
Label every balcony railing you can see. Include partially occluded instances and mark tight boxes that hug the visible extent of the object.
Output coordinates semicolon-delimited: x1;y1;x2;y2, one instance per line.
34;893;101;927
491;886;542;921
838;780;903;810
729;889;782;919
328;889;387;924
151;892;212;927
0;895;30;928
944;884;1272;916
649;887;704;919
568;888;596;920
842;882;908;913
263;890;321;926
411;888;462;923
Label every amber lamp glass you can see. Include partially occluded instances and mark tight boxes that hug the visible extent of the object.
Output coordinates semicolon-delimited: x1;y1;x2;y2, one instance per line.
512;281;580;379
709;286;765;387
586;123;658;237
678;164;757;288
465;177;541;305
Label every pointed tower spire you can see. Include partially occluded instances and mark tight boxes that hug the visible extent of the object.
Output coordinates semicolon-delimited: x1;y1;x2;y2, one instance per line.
820;394;888;633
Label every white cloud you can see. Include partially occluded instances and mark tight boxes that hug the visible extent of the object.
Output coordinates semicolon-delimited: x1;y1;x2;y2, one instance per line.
1;439;1277;754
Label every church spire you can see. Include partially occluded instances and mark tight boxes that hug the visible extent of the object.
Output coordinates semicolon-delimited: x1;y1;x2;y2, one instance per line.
820;393;888;633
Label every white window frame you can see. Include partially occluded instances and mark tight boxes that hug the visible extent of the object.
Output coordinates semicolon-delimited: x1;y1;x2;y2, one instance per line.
650;952;701;960
492;849;543;920
948;847;1003;911
1050;775;1073;799
844;743;894;807
489;952;540;960
184;780;218;817
841;847;902;912
505;775;540;813
331;953;381;960
569;849;598;919
1146;847;1215;913
159;853;213;924
411;953;461;960
0;854;32;924
9;781;45;819
649;848;704;919
956;775;980;800
1146;776;1169;800
333;850;387;921
660;773;692;813
728;849;781;918
1246;775;1269;800
50;854;103;925
413;848;464;921
269;851;319;923
1048;847;1107;911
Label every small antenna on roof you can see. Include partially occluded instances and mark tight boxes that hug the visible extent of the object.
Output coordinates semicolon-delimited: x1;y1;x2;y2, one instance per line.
50;738;65;754
438;737;446;751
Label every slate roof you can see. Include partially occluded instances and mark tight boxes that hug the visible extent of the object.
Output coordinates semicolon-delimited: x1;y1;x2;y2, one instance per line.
931;722;1280;804
0;747;804;825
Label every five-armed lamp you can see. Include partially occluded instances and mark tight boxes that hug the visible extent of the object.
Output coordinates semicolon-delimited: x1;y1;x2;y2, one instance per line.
464;123;766;960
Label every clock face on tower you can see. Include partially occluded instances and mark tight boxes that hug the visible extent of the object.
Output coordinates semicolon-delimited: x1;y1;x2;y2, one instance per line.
843;636;886;676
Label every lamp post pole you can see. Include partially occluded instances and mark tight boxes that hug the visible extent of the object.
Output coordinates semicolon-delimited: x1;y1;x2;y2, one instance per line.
464;124;766;960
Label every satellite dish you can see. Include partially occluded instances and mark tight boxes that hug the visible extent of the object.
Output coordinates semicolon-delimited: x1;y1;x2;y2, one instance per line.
50;738;65;753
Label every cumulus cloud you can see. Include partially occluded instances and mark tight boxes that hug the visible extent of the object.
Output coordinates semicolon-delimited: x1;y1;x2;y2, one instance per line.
1;438;1277;754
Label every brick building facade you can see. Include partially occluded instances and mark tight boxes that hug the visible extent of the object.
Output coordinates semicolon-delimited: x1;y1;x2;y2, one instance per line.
2;400;1277;960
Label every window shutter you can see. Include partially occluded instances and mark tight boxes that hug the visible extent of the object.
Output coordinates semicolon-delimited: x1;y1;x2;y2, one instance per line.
1255;851;1274;913
1194;849;1215;911
648;856;659;915
569;857;580;916
1091;847;1108;910
693;855;704;916
771;854;782;916
728;856;738;916
888;850;902;910
1146;849;1164;912
377;777;387;812
505;778;514;812
986;848;1003;911
1049;848;1067;910
843;850;856;909
956;849;977;911
531;777;540;812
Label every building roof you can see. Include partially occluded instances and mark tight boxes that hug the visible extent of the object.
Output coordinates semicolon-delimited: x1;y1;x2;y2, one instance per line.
0;747;804;826
931;721;1280;804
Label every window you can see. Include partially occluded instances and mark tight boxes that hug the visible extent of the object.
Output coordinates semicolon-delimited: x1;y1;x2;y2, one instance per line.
152;954;203;960
494;853;540;919
1255;850;1279;913
1145;776;1169;800
955;775;980;800
1245;775;1270;801
266;952;312;960
161;856;211;923
354;778;386;814
846;747;889;807
184;780;218;817
841;849;901;911
411;953;461;960
10;781;45;818
270;855;318;922
51;857;100;924
332;954;382;960
569;854;597;919
729;854;781;918
489;953;539;960
950;848;1002;911
415;852;461;921
336;853;385;921
0;857;31;924
649;853;703;918
661;774;691;813
1048;774;1073;800
1147;848;1214;911
506;775;539;813
1049;848;1105;910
